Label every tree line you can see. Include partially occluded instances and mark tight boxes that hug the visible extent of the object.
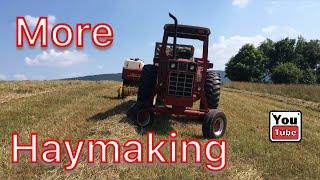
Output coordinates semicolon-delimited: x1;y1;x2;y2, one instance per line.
225;37;320;84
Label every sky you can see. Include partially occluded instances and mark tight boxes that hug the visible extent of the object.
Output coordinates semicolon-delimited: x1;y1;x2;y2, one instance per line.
0;0;320;80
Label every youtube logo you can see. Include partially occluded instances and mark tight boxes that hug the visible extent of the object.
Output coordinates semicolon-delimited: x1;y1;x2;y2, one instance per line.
269;111;302;142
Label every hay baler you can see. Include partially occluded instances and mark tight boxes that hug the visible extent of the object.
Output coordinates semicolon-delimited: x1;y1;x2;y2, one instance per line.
118;58;144;98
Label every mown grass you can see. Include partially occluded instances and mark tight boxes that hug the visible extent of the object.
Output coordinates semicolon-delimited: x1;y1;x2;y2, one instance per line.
224;82;320;103
0;80;319;179
0;81;82;103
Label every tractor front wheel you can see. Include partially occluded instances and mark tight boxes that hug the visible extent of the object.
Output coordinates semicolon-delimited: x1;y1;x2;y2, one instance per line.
127;101;154;127
202;109;227;139
136;109;154;127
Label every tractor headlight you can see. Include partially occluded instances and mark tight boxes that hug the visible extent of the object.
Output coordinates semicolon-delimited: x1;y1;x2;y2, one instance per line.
188;64;196;72
169;62;177;70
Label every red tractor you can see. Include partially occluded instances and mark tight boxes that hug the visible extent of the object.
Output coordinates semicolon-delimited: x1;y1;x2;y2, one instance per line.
128;13;227;139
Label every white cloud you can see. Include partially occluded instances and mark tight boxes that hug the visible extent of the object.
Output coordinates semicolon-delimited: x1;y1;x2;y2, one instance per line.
25;49;89;67
14;74;28;81
232;0;250;8
262;25;298;37
262;25;277;33
24;15;56;29
98;65;103;70
285;26;297;34
266;9;274;15
266;1;319;15
204;24;299;70
209;35;266;70
0;74;7;80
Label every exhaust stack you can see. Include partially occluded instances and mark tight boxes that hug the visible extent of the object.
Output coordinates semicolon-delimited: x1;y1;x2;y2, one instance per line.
169;13;178;59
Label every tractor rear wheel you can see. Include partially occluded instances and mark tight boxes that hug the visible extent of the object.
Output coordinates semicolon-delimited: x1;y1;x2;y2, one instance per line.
202;109;227;139
137;64;157;103
127;64;156;127
202;70;221;109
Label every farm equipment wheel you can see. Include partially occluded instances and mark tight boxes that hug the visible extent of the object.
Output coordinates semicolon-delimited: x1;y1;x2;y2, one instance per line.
136;108;155;127
137;64;157;103
127;102;154;127
127;102;142;122
127;64;156;127
202;70;221;109
117;85;124;98
202;109;227;139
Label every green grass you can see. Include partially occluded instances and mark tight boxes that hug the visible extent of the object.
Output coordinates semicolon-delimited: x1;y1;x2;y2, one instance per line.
224;81;320;103
0;80;319;179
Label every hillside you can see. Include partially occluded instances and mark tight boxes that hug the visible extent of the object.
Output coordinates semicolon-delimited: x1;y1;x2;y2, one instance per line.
63;73;123;81
1;81;319;179
62;71;227;82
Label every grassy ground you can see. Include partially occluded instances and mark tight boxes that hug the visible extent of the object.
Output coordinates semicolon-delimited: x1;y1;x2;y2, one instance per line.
0;81;319;179
224;81;320;103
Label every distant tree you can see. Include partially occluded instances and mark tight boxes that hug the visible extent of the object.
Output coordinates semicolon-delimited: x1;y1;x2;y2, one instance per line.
270;38;296;70
304;40;320;69
258;39;274;77
258;39;274;56
299;68;317;84
225;61;250;81
226;36;320;84
295;36;308;68
317;67;320;84
271;63;302;84
225;44;264;82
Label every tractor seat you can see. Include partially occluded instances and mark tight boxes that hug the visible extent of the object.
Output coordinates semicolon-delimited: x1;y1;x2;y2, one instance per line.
165;46;193;60
177;47;193;59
